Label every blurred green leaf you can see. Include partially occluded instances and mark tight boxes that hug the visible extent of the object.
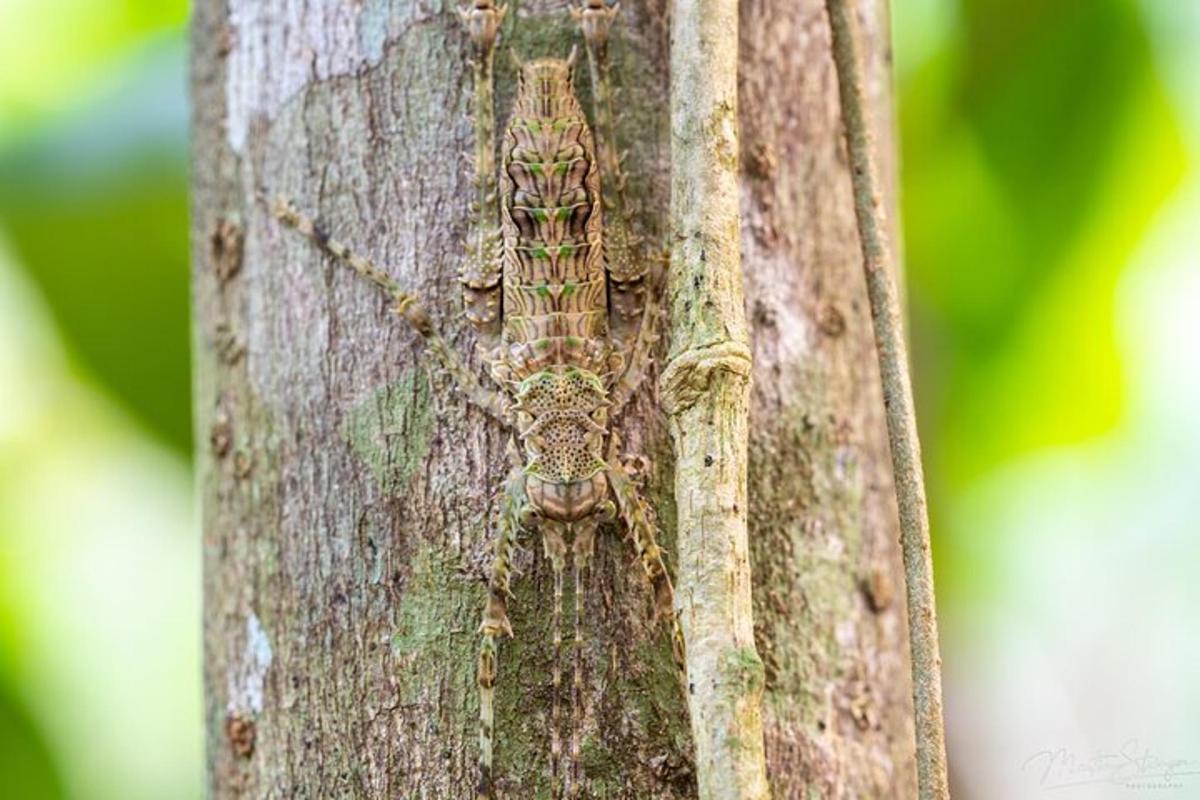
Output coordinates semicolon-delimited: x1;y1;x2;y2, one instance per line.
0;40;190;453
898;0;1187;605
0;0;187;137
0;683;64;800
902;0;1185;483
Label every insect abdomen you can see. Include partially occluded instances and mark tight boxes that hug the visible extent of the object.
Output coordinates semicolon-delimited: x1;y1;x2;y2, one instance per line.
500;59;607;368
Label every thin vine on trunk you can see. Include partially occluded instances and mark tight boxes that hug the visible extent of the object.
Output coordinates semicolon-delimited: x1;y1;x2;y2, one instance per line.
825;1;951;797
661;0;771;797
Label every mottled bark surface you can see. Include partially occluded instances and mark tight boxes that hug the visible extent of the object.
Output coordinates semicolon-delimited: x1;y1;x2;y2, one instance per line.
193;0;914;797
741;1;917;797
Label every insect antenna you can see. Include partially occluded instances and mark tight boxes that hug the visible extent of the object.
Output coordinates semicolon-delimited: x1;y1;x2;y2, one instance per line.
478;633;498;799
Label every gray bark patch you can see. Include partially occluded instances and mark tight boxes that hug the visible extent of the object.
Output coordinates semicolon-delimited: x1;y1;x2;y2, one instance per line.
226;612;273;716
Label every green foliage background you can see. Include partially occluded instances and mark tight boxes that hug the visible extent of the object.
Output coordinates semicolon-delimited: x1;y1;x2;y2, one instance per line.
0;0;1193;797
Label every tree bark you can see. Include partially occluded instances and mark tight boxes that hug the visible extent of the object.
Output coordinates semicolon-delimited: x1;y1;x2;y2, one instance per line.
826;2;948;795
193;0;916;797
741;2;918;795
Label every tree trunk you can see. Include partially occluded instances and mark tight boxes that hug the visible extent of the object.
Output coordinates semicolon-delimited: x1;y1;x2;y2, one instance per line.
193;0;915;797
741;2;918;796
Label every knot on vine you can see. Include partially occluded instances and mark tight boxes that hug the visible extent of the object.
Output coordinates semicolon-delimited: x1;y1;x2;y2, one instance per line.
658;341;752;416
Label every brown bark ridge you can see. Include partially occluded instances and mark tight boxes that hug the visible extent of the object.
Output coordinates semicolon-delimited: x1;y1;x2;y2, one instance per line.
194;0;915;797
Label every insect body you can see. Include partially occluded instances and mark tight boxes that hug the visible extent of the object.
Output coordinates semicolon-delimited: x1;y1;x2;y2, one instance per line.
497;57;613;523
271;2;681;798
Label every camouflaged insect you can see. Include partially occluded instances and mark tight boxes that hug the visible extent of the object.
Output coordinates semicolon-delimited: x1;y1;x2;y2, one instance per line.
271;2;683;797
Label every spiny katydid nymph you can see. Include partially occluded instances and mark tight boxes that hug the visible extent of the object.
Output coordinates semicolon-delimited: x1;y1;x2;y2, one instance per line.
270;2;683;797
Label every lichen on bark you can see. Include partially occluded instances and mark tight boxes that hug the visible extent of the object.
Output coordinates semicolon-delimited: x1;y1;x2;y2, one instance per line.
341;369;435;495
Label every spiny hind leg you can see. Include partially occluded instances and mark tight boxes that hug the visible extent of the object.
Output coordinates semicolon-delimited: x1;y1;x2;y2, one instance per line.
574;1;621;195
574;0;660;413
270;197;507;422
458;1;506;337
478;468;530;800
608;267;664;416
606;458;687;675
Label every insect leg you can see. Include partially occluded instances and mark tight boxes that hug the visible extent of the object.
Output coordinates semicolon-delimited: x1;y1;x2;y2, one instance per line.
458;1;506;337
543;522;569;799
574;1;621;200
478;467;530;800
574;1;649;347
607;270;663;416
270;197;507;422
566;506;610;798
606;460;687;676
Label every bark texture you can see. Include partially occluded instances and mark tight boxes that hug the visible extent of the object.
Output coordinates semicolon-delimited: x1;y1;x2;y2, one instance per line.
741;2;918;796
194;0;916;797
